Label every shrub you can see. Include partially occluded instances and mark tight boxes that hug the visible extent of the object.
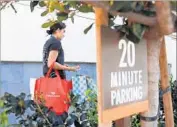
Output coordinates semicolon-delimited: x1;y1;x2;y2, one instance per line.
1;77;176;127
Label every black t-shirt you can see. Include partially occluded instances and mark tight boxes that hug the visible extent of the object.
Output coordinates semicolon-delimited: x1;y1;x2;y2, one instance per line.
43;36;66;79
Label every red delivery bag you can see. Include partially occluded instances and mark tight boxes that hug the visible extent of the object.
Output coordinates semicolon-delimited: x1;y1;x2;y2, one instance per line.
34;63;72;115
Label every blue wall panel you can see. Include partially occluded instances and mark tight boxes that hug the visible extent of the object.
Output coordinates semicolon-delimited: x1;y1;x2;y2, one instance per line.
0;62;96;96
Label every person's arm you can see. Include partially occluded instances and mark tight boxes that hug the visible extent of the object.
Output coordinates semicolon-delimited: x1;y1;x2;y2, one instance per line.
47;50;79;71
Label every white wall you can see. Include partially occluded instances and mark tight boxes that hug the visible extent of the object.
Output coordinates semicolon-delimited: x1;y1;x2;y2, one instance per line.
1;1;96;63
165;35;176;79
1;1;176;79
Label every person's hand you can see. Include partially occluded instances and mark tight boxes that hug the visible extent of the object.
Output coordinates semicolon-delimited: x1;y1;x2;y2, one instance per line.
65;64;69;67
69;65;80;72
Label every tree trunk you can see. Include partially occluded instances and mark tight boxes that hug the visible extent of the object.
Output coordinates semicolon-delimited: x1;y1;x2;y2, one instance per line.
140;37;162;127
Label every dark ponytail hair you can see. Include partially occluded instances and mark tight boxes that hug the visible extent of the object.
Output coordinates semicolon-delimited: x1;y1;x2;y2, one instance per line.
46;22;66;35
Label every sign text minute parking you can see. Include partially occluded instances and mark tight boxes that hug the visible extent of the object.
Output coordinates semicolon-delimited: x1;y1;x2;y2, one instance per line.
110;40;143;106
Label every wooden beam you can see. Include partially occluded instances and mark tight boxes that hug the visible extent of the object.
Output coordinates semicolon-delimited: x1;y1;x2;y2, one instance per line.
85;1;157;26
95;7;112;127
117;12;157;26
155;2;174;126
85;1;176;34
159;38;174;127
115;117;131;127
155;1;174;35
95;7;131;127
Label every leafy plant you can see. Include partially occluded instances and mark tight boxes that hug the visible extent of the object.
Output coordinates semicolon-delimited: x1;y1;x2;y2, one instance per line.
66;89;98;127
0;99;9;127
1;76;177;127
0;87;98;127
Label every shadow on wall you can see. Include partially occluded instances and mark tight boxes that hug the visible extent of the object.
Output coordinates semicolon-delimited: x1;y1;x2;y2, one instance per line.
0;62;96;96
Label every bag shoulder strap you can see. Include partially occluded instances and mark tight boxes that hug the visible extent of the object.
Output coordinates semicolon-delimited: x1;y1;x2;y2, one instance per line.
46;62;60;78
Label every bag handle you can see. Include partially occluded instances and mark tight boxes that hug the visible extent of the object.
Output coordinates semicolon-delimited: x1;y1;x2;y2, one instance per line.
46;62;60;78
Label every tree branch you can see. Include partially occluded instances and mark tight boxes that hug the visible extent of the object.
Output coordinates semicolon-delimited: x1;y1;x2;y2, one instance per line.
0;2;8;10
84;1;158;26
117;12;157;26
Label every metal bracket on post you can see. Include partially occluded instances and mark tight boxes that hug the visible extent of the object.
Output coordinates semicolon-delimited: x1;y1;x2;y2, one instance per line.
140;86;171;122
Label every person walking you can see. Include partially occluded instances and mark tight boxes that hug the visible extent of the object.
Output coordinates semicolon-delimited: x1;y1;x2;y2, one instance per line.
42;22;80;126
43;22;80;78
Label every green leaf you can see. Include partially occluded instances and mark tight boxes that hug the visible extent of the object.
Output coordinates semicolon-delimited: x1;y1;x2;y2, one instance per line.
110;0;114;6
68;1;78;8
78;5;93;13
110;1;133;12
18;93;26;100
39;1;46;7
57;16;68;22
7;124;22;127
84;23;94;34
126;23;146;43
48;1;55;13
53;3;65;11
42;21;54;28
49;6;55;13
0;112;8;126
80;113;87;121
0;99;4;107
68;106;76;114
109;18;115;27
85;89;92;96
41;10;48;16
132;23;146;40
57;12;68;17
66;116;75;126
30;1;39;12
133;2;144;12
142;10;156;17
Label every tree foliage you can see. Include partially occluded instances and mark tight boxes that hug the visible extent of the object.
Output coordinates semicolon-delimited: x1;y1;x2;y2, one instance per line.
1;78;177;127
0;1;176;43
30;1;155;43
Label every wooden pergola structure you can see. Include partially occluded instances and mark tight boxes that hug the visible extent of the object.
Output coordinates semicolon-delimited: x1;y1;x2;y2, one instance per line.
87;1;175;127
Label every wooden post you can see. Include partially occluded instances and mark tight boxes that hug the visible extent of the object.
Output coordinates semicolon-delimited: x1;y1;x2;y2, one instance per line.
115;118;131;127
95;7;112;127
159;38;174;127
95;7;130;127
155;1;174;35
155;1;174;126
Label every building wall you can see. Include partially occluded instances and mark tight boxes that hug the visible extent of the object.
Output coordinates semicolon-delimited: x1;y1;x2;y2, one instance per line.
1;2;96;63
0;62;96;96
